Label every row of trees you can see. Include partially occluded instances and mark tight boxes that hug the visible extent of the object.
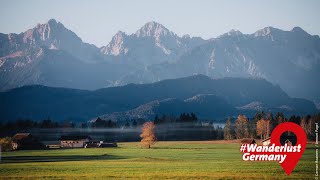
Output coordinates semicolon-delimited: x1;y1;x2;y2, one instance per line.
0;119;77;136
151;113;224;141
91;112;199;128
1;112;319;142
91;118;118;128
224;112;320;140
154;113;198;124
0;117;137;131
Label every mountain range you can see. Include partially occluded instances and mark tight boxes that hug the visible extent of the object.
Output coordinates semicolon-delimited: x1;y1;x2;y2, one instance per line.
0;19;319;102
0;75;317;122
116;26;320;102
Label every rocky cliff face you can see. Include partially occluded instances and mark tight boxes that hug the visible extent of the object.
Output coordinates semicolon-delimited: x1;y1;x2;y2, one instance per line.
100;21;205;65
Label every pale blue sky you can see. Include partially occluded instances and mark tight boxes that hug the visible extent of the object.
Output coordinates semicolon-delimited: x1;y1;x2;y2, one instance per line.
1;0;319;47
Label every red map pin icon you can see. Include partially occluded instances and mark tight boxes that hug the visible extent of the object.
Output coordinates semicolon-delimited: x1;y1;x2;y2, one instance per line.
270;122;307;175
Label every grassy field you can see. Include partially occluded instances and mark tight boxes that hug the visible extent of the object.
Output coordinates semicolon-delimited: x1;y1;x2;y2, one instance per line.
0;141;315;179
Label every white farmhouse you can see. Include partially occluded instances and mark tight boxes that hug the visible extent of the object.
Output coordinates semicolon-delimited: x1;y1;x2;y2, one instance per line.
59;135;91;148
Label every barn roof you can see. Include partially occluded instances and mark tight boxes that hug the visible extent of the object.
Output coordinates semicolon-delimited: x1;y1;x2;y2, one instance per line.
12;133;31;140
262;137;271;142
59;135;91;141
241;138;256;144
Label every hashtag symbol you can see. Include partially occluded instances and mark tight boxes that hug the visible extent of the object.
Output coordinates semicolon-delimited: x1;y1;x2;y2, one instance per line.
240;144;246;152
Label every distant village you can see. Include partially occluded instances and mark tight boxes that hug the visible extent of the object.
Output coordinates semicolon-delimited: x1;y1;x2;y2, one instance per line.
6;130;298;152
9;133;117;151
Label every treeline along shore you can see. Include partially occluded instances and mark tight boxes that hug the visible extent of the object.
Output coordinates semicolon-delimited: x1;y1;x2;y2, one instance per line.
0;112;319;143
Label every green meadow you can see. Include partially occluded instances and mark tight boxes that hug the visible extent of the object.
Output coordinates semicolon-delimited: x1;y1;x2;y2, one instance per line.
0;141;315;179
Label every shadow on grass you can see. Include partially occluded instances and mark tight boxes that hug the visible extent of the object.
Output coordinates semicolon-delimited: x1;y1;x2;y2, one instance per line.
152;147;219;150
1;154;126;163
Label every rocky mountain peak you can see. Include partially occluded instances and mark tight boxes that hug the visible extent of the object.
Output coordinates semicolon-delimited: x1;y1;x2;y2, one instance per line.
100;31;128;56
228;29;243;35
135;21;174;38
220;29;243;38
47;18;58;26
102;21;181;57
23;19;69;45
113;31;126;40
101;31;128;55
253;26;281;37
291;26;309;36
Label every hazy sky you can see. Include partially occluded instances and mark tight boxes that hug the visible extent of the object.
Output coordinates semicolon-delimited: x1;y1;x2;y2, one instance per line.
1;0;319;47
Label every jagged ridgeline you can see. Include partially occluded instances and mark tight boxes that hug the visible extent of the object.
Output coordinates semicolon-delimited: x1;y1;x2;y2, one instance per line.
0;19;320;102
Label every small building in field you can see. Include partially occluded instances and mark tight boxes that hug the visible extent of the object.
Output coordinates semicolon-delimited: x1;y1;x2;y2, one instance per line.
84;141;118;148
262;137;271;146
241;138;256;144
59;135;91;148
84;141;103;148
12;133;45;150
